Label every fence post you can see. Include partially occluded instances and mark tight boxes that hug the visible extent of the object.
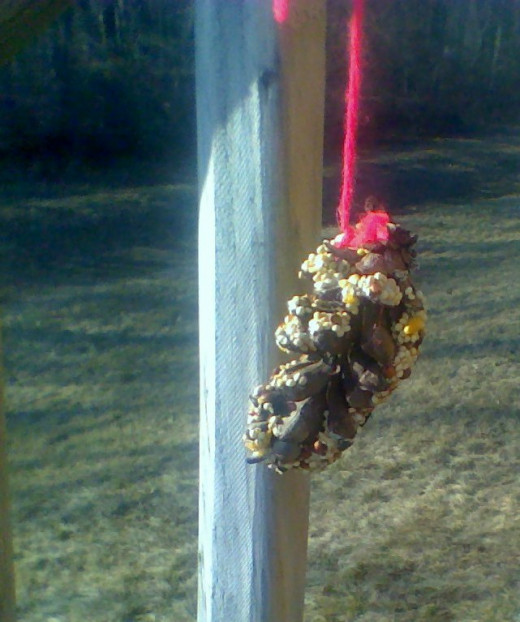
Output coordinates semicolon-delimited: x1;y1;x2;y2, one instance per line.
196;2;326;620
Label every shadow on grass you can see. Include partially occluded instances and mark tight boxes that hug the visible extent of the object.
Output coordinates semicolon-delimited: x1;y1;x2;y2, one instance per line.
323;126;520;222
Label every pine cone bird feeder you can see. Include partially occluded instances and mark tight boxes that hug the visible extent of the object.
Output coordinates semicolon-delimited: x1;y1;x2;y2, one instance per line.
244;208;426;473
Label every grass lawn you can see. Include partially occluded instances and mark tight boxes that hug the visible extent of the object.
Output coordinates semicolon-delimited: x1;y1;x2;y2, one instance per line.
2;131;520;621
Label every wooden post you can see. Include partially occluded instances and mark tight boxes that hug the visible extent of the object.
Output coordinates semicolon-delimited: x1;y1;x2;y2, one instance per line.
0;335;15;622
196;2;326;621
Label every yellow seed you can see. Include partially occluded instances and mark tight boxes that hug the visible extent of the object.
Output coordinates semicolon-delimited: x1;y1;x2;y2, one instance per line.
343;292;358;306
403;316;425;335
244;439;258;452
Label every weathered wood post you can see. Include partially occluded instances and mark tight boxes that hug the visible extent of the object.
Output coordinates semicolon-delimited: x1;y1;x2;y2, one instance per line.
196;2;326;620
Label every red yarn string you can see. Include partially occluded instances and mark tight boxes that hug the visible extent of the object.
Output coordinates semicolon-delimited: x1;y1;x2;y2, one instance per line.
272;0;289;24
343;210;390;247
336;0;364;237
274;0;386;248
335;0;389;250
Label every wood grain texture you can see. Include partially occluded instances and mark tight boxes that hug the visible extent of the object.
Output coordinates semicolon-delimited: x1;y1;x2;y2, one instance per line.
196;2;326;621
0;335;15;622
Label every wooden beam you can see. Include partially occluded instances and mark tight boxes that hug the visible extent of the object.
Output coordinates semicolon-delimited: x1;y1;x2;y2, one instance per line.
196;2;326;620
0;333;15;622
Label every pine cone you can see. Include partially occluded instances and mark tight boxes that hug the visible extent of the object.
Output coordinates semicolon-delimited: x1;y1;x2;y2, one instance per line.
244;215;426;473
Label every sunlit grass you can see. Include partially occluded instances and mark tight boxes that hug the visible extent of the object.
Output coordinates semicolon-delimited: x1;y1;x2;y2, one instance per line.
3;136;520;621
307;198;520;622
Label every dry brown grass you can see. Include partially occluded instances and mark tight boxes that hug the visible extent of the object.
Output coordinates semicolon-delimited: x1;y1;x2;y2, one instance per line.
3;133;520;621
3;183;199;622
